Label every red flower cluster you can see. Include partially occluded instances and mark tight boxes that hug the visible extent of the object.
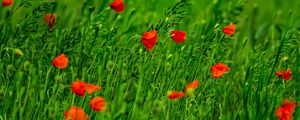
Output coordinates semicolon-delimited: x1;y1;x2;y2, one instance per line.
210;63;231;78
52;54;107;119
2;0;13;6
167;80;200;100
51;55;107;119
275;99;297;120
140;24;237;51
71;81;102;96
141;30;187;51
276;69;293;81
64;81;106;120
110;0;125;13
52;54;69;69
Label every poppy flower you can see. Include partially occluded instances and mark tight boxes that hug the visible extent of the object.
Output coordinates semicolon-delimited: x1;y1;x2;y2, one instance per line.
64;106;89;120
222;24;236;36
171;30;186;43
2;0;13;6
210;63;231;78
52;54;69;69
89;96;106;112
142;30;158;51
109;0;125;13
275;99;297;120
85;83;102;94
185;80;200;91
71;81;101;97
72;81;87;96
44;13;57;29
276;69;293;81
167;91;185;100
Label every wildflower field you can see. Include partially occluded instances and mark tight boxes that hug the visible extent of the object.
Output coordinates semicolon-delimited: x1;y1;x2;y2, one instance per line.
1;0;300;119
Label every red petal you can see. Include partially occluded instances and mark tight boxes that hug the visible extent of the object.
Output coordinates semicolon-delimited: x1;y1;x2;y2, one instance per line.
283;69;292;81
2;0;13;6
222;24;236;35
64;106;89;120
210;63;231;78
143;30;157;40
276;69;293;81
71;81;87;96
110;0;125;13
167;91;185;99
275;107;284;118
275;99;297;120
89;97;106;112
142;30;158;51
52;54;69;69
276;71;284;77
171;30;186;43
185;80;200;90
85;84;102;94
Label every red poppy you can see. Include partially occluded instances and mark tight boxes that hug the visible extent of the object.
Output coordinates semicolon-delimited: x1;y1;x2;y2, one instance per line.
2;0;13;6
141;30;158;51
109;0;125;13
71;81;101;97
52;54;68;69
44;13;57;29
167;91;185;100
72;81;87;96
89;96;106;112
210;63;231;78
64;106;89;120
185;80;200;91
275;99;297;120
276;69;293;81
222;24;236;36
171;30;186;43
85;83;102;94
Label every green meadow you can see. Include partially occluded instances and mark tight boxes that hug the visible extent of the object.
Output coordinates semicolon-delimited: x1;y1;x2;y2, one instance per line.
1;0;300;119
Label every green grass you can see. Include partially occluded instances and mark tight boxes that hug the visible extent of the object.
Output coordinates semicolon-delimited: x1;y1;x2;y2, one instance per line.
1;0;300;119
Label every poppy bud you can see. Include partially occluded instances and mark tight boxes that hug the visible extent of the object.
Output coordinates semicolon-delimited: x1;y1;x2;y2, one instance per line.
14;48;23;56
44;13;57;29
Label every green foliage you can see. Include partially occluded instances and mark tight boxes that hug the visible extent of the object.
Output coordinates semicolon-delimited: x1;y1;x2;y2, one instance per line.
0;0;300;120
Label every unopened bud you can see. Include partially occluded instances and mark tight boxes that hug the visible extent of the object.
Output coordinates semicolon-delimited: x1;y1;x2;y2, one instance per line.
281;56;288;62
14;48;23;56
